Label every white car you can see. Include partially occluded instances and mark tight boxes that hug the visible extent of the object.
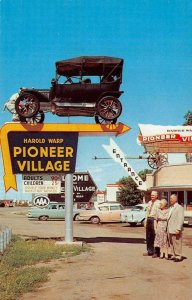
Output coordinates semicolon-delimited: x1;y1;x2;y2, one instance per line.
184;210;192;226
79;202;124;224
121;204;148;226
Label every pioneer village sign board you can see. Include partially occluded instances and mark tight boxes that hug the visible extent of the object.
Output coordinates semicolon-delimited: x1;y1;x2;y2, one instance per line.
0;122;130;192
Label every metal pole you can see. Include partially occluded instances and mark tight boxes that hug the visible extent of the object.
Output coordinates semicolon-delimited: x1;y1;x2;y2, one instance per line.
65;173;74;243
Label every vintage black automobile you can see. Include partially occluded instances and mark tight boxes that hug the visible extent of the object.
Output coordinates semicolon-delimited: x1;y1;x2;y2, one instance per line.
15;56;124;124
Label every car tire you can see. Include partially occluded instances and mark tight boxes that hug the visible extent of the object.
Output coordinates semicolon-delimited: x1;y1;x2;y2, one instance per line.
73;214;80;221
15;93;40;118
95;115;117;124
129;223;137;227
39;215;49;221
20;110;45;124
97;96;122;120
141;220;145;227
90;216;100;224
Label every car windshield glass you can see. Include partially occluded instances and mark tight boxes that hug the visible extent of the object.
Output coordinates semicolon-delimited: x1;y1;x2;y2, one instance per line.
59;205;65;209
50;205;57;209
57;75;101;84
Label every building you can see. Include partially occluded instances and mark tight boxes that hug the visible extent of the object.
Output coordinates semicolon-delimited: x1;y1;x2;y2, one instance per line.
146;163;192;210
105;184;122;202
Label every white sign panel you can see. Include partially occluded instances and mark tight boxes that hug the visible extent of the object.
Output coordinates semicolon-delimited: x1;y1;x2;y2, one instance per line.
103;138;147;191
22;175;61;194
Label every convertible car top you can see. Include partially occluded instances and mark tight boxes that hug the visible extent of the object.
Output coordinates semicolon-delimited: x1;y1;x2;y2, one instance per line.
56;56;123;78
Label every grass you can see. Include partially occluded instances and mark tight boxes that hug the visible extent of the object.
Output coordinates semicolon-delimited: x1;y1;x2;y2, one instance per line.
0;235;90;300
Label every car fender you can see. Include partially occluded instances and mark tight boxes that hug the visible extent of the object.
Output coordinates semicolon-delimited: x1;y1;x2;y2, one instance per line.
20;89;50;102
98;91;123;101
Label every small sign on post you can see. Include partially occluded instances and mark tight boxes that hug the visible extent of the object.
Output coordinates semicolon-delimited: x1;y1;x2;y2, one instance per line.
22;174;61;194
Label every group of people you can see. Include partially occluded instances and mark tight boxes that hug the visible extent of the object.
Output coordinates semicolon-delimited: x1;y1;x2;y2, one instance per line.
143;191;184;262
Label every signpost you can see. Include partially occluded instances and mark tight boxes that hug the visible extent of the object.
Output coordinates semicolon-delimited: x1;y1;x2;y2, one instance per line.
0;122;130;244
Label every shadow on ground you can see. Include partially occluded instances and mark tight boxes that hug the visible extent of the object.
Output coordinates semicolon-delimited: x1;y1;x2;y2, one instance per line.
74;236;145;244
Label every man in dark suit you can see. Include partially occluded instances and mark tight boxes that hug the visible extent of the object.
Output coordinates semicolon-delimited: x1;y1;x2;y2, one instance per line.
167;194;184;262
143;191;160;258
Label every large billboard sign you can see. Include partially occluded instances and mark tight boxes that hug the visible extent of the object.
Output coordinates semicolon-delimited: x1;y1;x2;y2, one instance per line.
8;131;78;174
0;122;130;192
137;124;192;153
0;124;79;191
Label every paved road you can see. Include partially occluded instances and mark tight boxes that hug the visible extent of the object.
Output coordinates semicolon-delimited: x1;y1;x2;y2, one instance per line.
1;207;192;300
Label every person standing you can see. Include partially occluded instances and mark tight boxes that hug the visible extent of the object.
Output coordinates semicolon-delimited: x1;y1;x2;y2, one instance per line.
154;199;169;259
167;194;184;262
143;191;160;257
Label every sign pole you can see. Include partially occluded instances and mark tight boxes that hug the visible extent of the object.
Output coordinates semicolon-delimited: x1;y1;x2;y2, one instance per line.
64;173;74;243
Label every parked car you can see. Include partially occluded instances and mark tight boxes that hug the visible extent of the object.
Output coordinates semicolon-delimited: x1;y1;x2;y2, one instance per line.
14;56;124;124
78;202;124;224
27;202;80;221
120;206;134;222
121;204;148;226
184;210;192;226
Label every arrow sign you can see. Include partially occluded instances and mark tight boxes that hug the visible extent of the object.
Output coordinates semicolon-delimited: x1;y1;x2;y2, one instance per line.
102;138;147;191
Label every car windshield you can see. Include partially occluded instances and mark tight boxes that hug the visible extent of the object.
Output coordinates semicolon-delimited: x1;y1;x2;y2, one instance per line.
57;75;101;84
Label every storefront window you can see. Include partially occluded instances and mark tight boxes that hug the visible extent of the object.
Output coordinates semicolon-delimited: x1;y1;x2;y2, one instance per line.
171;191;184;206
161;192;168;201
187;191;192;209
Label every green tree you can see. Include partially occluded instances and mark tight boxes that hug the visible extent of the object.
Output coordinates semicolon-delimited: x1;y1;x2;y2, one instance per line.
117;169;152;206
183;111;192;125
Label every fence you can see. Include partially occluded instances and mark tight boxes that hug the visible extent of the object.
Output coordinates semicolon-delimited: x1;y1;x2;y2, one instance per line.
0;227;12;254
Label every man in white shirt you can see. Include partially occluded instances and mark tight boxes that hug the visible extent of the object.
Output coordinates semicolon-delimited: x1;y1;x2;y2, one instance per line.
143;191;160;257
4;92;20;121
167;194;184;262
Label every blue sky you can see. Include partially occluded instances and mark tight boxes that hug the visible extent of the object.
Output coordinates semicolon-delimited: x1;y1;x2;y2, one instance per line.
0;0;191;199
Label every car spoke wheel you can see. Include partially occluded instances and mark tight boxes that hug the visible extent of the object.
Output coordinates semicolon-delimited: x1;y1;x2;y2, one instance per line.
15;93;40;118
97;96;122;120
147;153;168;169
90;216;100;224
20;111;45;124
95;115;117;124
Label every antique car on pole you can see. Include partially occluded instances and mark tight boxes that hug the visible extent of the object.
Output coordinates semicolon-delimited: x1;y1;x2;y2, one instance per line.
14;56;124;124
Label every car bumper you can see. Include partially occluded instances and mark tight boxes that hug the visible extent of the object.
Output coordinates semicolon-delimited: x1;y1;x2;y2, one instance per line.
125;219;140;223
78;216;91;221
184;218;192;225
